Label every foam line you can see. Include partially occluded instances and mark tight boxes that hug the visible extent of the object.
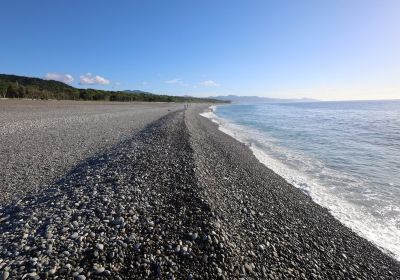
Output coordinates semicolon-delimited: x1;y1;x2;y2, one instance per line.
201;105;400;261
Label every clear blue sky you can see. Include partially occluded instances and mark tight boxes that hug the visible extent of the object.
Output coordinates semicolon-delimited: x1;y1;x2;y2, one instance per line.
1;0;399;100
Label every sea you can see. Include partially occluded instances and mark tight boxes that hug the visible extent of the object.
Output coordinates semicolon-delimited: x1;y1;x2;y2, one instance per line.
201;100;400;260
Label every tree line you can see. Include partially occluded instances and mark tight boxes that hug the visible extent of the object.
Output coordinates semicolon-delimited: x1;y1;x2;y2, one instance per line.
0;74;227;103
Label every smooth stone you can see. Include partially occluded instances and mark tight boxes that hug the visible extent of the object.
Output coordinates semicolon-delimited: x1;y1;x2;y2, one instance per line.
112;217;124;225
61;227;69;233
216;267;222;274
94;266;105;274
1;271;10;280
118;241;127;248
244;263;254;273
96;243;104;250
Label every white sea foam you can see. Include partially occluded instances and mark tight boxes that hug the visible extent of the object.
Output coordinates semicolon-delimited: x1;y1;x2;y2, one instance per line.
200;105;400;261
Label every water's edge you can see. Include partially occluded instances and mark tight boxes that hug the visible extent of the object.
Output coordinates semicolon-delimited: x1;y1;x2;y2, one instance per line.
200;105;399;261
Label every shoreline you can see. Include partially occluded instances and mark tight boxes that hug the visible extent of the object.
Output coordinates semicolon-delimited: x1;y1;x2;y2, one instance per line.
0;101;399;279
201;104;400;261
187;105;400;278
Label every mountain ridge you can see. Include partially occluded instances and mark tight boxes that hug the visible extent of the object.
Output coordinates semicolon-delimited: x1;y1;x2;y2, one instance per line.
213;95;318;103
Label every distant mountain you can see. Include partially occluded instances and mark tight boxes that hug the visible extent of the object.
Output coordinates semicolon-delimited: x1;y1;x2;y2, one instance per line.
123;90;153;95
0;74;75;93
213;95;318;104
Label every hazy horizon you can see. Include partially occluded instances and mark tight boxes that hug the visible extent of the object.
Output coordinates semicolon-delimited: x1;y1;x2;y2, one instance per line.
204;95;400;102
1;1;399;101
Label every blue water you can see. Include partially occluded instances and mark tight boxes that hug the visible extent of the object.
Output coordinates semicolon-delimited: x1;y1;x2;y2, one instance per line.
203;100;400;260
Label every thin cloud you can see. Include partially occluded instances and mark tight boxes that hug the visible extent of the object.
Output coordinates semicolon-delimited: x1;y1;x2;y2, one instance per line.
165;78;182;84
79;73;110;85
199;80;220;87
44;73;74;84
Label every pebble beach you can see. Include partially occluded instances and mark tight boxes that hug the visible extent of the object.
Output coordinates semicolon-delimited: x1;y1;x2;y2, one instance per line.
0;100;399;279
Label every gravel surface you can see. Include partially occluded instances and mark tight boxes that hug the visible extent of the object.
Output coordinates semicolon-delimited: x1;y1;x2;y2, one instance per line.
0;100;181;205
0;102;399;279
0;108;226;279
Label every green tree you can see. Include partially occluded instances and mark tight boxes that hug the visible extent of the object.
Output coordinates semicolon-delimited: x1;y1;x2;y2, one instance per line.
18;85;26;98
0;84;7;98
6;85;18;98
